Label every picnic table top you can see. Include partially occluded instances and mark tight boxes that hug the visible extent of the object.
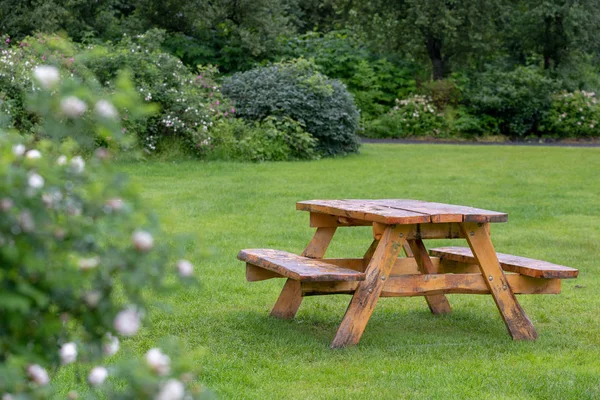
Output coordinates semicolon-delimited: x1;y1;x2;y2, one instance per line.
296;199;508;225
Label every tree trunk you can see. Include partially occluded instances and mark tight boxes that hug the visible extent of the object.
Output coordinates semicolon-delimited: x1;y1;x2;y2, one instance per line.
425;36;445;80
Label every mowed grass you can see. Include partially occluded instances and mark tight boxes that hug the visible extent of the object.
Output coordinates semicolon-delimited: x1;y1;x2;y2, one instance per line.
90;144;600;398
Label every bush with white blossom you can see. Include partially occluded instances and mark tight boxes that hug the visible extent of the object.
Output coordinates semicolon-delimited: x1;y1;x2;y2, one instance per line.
362;95;446;138
0;66;209;399
543;90;600;138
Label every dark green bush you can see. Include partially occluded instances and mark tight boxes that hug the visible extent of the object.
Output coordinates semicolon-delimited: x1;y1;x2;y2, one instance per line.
202;116;318;162
460;66;558;137
221;58;360;156
279;31;416;120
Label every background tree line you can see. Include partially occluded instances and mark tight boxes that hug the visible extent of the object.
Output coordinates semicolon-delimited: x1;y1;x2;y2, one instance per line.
2;0;600;140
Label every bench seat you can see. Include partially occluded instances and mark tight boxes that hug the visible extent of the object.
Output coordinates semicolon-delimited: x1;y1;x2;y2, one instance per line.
238;249;366;282
430;246;578;279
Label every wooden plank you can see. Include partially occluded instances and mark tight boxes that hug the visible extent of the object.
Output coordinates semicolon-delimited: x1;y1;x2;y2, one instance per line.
331;224;412;348
373;199;508;223
297;200;431;225
246;264;283;281
320;257;423;275
437;259;480;274
310;212;372;227
270;226;338;319
302;227;337;258
430;246;579;279
301;274;561;296
373;222;465;240
238;249;366;282
270;279;303;319
461;222;538;340
407;239;452;314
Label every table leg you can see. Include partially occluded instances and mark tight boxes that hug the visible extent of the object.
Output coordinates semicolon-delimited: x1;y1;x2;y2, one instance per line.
270;227;337;319
407;239;452;314
331;224;411;348
461;222;538;340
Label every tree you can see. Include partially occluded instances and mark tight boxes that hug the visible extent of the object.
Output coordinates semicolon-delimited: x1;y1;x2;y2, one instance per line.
330;0;501;80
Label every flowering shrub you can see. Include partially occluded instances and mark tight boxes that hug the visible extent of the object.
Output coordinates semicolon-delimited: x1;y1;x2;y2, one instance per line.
0;67;209;398
207;116;319;161
0;30;232;155
221;58;360;156
81;29;233;154
362;95;445;138
543;90;600;138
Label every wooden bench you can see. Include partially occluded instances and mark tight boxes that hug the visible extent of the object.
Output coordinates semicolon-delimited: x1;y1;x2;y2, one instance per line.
430;246;578;280
238;249;366;282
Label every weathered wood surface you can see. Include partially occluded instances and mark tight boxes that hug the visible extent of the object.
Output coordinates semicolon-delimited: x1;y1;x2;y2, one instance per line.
310;212;372;227
246;264;282;281
372;222;465;240
270;279;303;319
461;222;538;340
331;224;412;348
408;239;452;314
301;227;337;258
270;226;338;319
430;246;579;279
301;274;561;296
297;199;507;225
238;249;366;282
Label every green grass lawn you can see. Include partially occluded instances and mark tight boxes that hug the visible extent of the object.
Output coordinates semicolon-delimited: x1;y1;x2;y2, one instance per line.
73;144;600;399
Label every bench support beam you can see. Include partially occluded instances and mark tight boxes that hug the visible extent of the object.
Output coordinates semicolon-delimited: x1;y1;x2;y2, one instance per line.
331;224;412;348
270;227;336;319
461;222;538;340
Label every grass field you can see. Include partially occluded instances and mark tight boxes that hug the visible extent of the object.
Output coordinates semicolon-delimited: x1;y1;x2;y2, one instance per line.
77;144;600;399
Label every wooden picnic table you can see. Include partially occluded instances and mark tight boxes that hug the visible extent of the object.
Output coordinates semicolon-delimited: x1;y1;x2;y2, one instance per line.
238;199;578;348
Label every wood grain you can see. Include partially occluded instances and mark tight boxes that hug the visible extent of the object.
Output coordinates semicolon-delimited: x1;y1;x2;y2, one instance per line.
461;222;538;340
297;199;508;225
238;249;366;282
270;279;303;319
301;274;561;296
430;246;578;279
331;224;412;348
407;239;452;314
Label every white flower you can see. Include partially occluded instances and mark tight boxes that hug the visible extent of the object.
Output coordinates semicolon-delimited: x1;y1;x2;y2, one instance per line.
103;333;120;356
145;348;171;376
27;364;50;386
132;230;154;252
61;96;87;118
84;290;102;307
25;149;42;159
33;65;60;89
105;198;124;211
3;393;14;400
88;366;108;386
12;144;26;156
28;173;45;189
95;100;118;119
59;342;77;365
57;155;68;165
176;259;194;277
114;307;141;336
155;379;185;400
78;257;99;270
1;198;13;211
71;156;85;173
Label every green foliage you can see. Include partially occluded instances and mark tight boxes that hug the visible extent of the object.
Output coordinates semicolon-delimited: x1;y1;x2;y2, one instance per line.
279;31;416;120
362;95;445;138
221;58;360;156
207;116;318;162
0;67;207;398
542;91;600;138
460;66;558;137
